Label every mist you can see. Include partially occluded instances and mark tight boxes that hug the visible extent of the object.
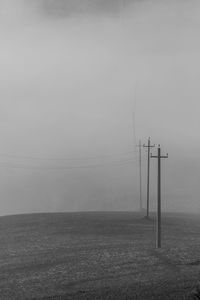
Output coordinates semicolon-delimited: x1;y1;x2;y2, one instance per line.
0;0;200;215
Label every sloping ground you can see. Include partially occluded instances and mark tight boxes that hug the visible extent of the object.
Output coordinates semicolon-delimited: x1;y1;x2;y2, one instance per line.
0;212;200;299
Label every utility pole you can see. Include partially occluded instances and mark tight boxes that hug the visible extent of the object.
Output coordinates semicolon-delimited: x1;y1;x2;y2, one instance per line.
143;137;155;219
137;140;142;212
151;145;168;249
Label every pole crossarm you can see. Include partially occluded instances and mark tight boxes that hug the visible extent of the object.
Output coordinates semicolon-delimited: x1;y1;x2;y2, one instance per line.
143;137;155;149
136;144;142;148
151;155;168;158
143;145;155;148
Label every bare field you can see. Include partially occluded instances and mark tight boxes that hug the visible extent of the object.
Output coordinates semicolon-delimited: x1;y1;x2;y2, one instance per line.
0;212;200;299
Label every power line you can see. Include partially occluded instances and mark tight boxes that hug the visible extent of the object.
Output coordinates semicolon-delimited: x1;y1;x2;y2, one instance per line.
0;159;137;171
0;151;135;162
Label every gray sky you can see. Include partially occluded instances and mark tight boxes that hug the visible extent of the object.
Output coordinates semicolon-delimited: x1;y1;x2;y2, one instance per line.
0;0;200;215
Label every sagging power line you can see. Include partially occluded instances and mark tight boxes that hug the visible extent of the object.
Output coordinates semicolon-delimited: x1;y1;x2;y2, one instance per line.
0;158;137;171
0;150;135;162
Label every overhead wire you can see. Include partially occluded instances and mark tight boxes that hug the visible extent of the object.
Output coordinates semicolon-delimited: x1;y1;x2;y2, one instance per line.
0;158;137;171
0;150;135;162
0;85;139;172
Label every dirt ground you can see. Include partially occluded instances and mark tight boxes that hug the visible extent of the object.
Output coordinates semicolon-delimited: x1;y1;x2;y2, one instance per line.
0;212;200;299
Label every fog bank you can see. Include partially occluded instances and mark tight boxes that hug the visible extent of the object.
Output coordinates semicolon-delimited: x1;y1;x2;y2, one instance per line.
0;0;200;215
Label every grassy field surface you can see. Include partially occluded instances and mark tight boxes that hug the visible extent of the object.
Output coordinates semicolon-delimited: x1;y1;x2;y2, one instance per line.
0;212;200;299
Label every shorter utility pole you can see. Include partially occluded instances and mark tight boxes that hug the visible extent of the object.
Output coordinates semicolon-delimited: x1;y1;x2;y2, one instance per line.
151;145;168;249
137;140;143;212
143;137;155;218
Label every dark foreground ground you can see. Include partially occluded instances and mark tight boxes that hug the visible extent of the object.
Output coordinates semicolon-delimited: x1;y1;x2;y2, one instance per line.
0;212;200;299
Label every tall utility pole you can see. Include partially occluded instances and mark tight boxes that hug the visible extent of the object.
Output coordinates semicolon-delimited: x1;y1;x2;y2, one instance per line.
151;145;168;249
137;140;143;212
143;137;155;218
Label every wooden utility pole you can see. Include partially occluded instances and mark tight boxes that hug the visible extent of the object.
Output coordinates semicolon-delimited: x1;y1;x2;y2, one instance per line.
143;137;155;218
151;145;168;248
137;140;143;212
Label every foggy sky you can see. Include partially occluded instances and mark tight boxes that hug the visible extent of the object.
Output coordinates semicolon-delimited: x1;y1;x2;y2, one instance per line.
0;0;200;215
